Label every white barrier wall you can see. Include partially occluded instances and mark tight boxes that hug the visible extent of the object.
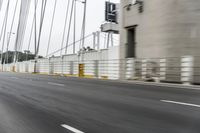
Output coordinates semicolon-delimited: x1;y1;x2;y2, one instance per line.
50;57;62;74
28;60;35;73
0;46;147;80
2;47;199;85
37;59;49;74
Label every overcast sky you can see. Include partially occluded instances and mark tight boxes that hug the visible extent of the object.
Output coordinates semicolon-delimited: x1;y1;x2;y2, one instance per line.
0;0;120;57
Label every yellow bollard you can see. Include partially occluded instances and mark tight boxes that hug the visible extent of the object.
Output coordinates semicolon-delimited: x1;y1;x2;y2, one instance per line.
78;64;84;77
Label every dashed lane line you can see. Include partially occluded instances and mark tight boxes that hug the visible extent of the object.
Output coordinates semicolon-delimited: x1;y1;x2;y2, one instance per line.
61;124;84;133
47;82;65;87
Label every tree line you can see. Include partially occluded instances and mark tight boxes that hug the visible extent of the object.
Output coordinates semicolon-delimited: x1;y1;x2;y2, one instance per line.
0;51;43;64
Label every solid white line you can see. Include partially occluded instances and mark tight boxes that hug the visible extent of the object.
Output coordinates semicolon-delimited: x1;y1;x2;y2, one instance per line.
61;124;84;133
161;100;200;108
47;82;65;87
125;81;200;91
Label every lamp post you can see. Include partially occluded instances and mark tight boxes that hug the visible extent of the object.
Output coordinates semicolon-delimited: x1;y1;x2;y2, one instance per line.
5;32;15;64
81;0;87;52
78;0;87;63
7;32;15;43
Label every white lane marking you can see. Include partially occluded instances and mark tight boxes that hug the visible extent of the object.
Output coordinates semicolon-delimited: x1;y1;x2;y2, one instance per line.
161;100;200;108
61;124;84;133
10;77;19;80
47;82;65;87
122;80;200;91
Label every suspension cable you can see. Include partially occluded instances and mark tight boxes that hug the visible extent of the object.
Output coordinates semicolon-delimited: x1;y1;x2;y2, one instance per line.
46;0;57;56
79;0;87;51
0;0;2;11
46;33;93;58
18;0;31;52
36;0;47;58
5;0;19;64
26;0;39;61
1;0;10;65
73;0;76;54
60;0;71;56
16;0;31;62
13;0;23;63
0;9;7;44
65;0;75;54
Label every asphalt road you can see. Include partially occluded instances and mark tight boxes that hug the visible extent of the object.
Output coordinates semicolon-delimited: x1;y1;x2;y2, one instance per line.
0;72;200;133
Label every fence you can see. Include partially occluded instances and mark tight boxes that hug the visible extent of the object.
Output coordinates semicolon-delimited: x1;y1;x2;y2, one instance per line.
1;55;200;85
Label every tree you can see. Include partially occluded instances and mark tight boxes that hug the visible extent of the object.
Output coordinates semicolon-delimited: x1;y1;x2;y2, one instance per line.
0;51;43;64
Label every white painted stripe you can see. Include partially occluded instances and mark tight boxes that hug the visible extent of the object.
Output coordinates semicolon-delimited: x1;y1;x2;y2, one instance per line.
61;124;84;133
122;80;200;91
10;77;19;79
161;100;200;108
47;82;64;87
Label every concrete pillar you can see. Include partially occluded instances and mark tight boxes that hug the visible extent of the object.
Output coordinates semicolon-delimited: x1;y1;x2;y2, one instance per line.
125;58;135;79
97;31;100;51
94;60;99;78
61;56;64;75
70;61;74;75
93;32;96;49
181;56;193;85
160;58;166;81
142;59;147;79
25;63;28;73
49;58;54;74
119;59;127;80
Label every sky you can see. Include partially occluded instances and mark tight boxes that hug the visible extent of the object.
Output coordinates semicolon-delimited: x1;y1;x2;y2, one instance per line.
0;0;120;57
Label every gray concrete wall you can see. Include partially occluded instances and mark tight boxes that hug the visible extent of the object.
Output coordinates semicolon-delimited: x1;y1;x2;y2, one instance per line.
120;0;200;59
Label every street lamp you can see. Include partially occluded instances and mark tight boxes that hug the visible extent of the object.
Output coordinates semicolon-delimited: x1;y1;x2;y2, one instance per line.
5;32;15;64
7;32;15;42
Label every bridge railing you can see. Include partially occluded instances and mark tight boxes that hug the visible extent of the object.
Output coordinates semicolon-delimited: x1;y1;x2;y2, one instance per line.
2;56;200;85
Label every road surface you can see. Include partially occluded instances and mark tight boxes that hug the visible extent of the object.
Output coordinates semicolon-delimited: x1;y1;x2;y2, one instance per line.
0;72;200;133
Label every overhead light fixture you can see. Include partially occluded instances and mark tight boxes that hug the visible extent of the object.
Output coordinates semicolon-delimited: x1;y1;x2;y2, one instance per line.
132;0;136;5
